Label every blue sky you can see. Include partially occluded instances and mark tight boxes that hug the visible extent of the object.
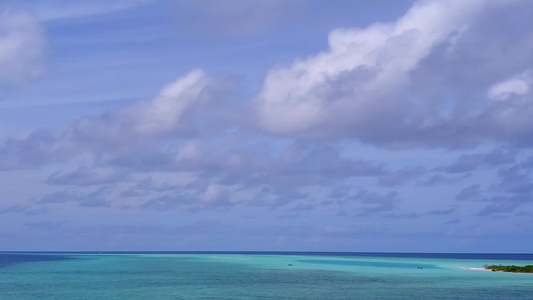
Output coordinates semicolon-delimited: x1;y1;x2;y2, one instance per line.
1;0;532;252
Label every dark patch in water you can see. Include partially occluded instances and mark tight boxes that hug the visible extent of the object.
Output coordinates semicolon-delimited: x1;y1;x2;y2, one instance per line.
0;253;73;268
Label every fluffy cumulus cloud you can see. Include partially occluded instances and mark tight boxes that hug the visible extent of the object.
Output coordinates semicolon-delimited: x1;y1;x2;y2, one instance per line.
487;71;532;102
254;0;533;147
72;69;212;141
0;10;46;84
0;69;221;169
0;131;75;170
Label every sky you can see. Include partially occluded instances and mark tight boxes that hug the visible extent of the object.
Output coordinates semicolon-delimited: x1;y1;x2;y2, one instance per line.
0;0;532;252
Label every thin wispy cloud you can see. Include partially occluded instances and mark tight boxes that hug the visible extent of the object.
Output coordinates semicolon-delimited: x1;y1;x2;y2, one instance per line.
0;10;46;85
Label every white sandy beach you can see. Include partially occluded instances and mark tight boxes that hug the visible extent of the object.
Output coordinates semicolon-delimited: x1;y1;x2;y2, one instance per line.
461;267;491;272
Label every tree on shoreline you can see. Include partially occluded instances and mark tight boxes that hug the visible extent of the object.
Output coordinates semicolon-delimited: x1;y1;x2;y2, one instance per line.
484;264;533;273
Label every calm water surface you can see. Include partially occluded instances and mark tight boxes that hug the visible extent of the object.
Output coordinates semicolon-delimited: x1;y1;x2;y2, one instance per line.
0;252;532;299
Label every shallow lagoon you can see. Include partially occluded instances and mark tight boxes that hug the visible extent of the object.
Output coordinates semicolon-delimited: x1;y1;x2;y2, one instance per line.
1;252;532;299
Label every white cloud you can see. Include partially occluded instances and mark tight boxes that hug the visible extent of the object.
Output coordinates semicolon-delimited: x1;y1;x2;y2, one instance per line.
132;69;210;136
488;71;532;102
201;184;230;205
0;69;228;170
4;0;155;21
174;141;203;162
0;10;46;85
487;70;533;138
253;0;533;146
70;69;213;149
255;0;485;135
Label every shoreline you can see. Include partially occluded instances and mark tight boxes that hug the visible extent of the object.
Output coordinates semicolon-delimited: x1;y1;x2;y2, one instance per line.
461;267;491;272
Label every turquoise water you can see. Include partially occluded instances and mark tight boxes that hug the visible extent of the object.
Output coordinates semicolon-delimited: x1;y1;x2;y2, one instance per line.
1;253;532;299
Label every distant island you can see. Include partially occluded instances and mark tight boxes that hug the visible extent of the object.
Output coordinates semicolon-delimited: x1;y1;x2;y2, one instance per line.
484;264;533;273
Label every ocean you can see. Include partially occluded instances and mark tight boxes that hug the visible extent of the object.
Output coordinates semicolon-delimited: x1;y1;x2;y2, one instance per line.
1;252;532;299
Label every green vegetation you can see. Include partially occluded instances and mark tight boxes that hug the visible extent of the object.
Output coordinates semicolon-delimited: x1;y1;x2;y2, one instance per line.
484;264;533;273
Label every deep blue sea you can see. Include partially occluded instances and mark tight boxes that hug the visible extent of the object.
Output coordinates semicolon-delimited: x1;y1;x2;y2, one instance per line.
1;252;532;299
